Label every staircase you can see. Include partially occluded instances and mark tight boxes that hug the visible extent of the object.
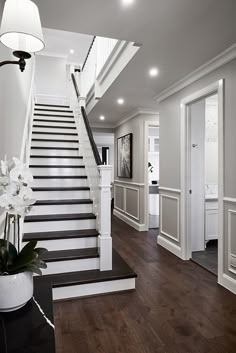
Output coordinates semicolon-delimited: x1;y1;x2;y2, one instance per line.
23;102;136;300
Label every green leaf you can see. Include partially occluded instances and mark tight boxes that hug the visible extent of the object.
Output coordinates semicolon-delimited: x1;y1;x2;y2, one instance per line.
20;240;37;257
34;247;48;257
24;265;42;276
9;251;38;272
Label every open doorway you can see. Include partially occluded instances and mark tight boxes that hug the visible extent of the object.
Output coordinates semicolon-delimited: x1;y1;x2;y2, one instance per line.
188;94;218;275
147;126;160;229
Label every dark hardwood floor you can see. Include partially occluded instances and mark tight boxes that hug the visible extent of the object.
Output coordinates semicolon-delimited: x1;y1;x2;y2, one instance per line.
54;216;236;353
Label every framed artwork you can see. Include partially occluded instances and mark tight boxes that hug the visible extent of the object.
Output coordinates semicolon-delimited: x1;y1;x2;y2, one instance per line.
117;133;132;178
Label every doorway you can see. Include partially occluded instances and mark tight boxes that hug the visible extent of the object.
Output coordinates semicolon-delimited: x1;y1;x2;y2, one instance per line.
189;94;218;275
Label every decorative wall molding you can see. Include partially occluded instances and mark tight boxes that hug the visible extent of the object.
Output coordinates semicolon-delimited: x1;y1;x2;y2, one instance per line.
224;197;236;204
114;183;140;221
115;180;145;187
160;194;180;242
159;186;181;194
155;43;236;103
113;209;146;232
227;209;236;275
115;109;159;128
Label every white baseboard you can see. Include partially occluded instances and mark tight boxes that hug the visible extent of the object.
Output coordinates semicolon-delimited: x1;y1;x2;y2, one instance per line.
218;273;236;295
53;277;136;301
113;209;146;231
157;234;183;259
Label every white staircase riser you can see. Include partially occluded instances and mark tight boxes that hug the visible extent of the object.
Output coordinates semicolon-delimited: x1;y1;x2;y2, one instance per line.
34;116;75;123
53;278;136;301
34;237;98;251
31;149;80;157
31;141;79;148
24;218;96;233
42;257;99;275
30;158;83;166
32;133;78;141
32;178;88;188
35;111;74;116
30;168;85;176
29;203;93;216
33;121;75;128
33;190;90;200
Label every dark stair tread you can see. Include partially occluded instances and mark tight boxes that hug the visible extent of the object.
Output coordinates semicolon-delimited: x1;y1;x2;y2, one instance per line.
31;147;79;151
42;248;99;262
35;104;70;108
32;132;77;136
23;229;99;241
33;176;87;179
32;186;89;191
35;109;73;113
34;119;75;124
40;250;137;287
33;125;76;129
34;199;92;206
30;155;82;159
32;138;79;143
24;213;96;223
30;165;85;168
34;114;74;118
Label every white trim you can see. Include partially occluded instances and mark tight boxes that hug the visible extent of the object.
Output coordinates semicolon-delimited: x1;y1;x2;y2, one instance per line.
36;51;67;59
159;186;181;194
180;80;224;272
53;277;136;301
224;197;236;204
160;194;180;242
114;180;145;187
156;43;236;103
115;109;159;128
218;274;236;295
113;209;146;231
157;235;183;259
125;186;140;221
114;184;125;212
227;209;236;275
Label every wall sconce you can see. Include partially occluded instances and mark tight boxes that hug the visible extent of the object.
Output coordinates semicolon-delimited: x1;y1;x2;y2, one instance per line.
0;0;45;72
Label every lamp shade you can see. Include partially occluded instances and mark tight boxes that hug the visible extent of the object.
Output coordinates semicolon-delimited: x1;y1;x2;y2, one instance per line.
0;0;44;53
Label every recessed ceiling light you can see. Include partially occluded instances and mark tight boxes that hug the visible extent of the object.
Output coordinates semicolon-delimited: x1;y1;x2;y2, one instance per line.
149;67;159;77
70;49;75;54
122;0;135;7
117;98;124;105
100;115;105;121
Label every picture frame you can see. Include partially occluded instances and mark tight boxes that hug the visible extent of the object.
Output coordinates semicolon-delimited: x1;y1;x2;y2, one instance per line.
117;133;132;178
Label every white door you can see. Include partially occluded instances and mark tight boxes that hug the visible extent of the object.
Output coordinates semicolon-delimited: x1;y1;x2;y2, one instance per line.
190;99;205;252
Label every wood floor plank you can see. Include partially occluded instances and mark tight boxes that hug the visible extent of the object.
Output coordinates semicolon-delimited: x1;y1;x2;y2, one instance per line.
54;216;236;353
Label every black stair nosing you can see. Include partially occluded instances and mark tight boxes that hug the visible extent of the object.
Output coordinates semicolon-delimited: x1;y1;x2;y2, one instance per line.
35;103;70;109
33;175;87;179
24;212;96;223
33;125;76;130
34;198;92;206
42;248;99;263
34;119;75;124
32;186;89;192
40;250;137;288
32;138;79;143
30;155;83;159
23;229;99;241
32;132;78;136
31;147;79;151
35;109;73;113
30;165;85;168
34;114;74;118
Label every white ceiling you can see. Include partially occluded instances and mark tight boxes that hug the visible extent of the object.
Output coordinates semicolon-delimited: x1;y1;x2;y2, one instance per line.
39;28;93;66
30;1;236;125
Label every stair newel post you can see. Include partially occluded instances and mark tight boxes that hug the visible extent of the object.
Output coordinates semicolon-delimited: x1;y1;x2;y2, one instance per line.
97;165;112;271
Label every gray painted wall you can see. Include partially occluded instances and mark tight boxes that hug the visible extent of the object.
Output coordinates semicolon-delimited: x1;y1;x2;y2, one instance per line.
114;113;159;228
159;58;236;290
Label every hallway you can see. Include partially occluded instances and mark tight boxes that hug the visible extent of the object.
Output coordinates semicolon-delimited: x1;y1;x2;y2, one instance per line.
54;216;236;353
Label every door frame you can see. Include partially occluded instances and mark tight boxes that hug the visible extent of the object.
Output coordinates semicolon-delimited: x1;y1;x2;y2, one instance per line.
144;120;160;231
180;80;224;280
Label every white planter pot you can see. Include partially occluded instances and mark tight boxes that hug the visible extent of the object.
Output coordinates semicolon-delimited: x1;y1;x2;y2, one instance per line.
0;272;33;312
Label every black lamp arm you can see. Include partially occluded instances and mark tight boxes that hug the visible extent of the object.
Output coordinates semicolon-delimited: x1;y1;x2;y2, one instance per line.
0;51;31;72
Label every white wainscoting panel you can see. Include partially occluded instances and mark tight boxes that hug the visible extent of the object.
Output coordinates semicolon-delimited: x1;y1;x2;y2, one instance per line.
227;208;236;275
160;193;180;242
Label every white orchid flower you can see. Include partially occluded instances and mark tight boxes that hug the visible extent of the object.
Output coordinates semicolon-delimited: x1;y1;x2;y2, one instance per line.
0;194;15;209
0;176;10;188
19;186;36;205
10;165;34;185
5;182;19;196
0;159;8;176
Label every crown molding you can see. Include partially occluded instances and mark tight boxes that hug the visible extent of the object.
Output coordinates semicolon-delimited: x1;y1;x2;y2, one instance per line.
155;43;236;103
114;108;159;128
36;51;68;59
